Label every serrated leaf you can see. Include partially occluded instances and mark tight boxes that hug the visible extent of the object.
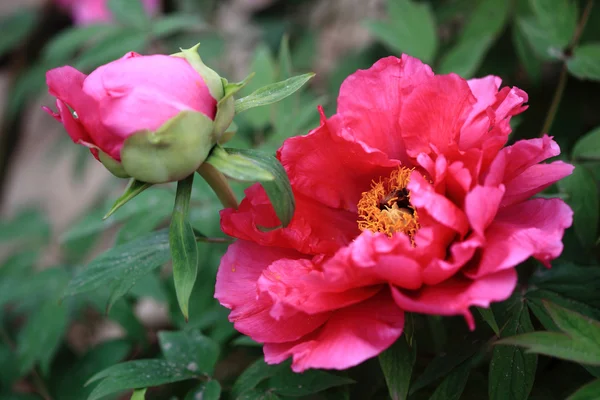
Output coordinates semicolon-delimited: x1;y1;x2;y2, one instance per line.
151;14;205;37
267;368;354;397
185;380;221;400
232;359;288;397
104;179;153;219
366;0;437;63
567;43;600;81
567;378;600;400
477;306;500;336
235;73;315;114
86;360;200;400
558;164;599;248
429;360;472;400
489;303;537;400
438;0;510;77
170;175;198;320
75;28;148;71
107;0;150;29
64;230;170;299
0;9;38;59
572;126;600;161
42;24;115;65
17;301;69;375
378;336;415;400
158;330;219;375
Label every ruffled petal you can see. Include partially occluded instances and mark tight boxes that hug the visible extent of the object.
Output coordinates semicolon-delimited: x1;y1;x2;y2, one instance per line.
215;241;330;343
220;184;359;256
464;185;505;237
263;291;404;372
466;198;573;278
391;268;517;330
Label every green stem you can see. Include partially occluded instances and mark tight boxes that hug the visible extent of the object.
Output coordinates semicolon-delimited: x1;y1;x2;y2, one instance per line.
196;162;238;210
540;0;595;136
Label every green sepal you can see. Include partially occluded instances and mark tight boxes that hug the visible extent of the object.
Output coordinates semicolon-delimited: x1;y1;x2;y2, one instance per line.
172;43;224;100
120;111;215;184
98;150;130;179
212;75;254;141
218;121;238;145
103;179;153;220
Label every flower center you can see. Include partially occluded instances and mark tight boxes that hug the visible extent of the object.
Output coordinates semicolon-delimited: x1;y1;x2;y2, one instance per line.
357;167;420;242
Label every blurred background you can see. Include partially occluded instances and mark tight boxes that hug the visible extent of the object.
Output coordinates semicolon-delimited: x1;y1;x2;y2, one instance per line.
1;0;600;399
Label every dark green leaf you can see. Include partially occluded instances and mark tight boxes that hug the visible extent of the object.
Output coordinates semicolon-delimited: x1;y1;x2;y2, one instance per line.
151;14;205;37
572;126;600;161
477;307;500;336
429;360;472;400
268;368;354;397
86;360;200;400
185;380;221;400
378;336;416;400
567;379;600;400
0;9;38;58
42;24;115;65
512;20;542;83
567;43;600;81
530;263;600;308
104;179;153;219
489;303;537;400
232;359;288;397
530;0;578;49
235;73;315;114
107;0;150;29
53;340;131;400
544;301;600;347
75;28;148;71
558;164;599;248
17;301;69;375
232;336;261;347
158;330;219;375
366;0;437;63
64;230;170;300
170;175;198;320
497;332;600;365
438;0;510;77
238;390;281;400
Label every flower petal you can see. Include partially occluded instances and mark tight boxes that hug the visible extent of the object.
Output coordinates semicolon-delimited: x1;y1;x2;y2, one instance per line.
263;291;404;372
391;268;517;330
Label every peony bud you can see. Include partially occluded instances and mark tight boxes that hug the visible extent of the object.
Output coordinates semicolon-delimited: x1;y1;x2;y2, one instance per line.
44;50;220;183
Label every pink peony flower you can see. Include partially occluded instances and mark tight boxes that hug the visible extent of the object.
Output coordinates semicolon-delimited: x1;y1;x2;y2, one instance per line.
55;0;160;26
215;55;574;372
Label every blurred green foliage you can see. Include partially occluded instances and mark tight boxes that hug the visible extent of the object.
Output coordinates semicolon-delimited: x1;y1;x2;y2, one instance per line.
1;0;600;399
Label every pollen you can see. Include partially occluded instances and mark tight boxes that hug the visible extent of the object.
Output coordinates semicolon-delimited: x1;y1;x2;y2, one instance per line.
357;167;420;243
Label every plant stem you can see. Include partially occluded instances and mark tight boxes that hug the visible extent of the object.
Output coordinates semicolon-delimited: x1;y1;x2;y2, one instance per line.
540;0;595;136
196;162;238;210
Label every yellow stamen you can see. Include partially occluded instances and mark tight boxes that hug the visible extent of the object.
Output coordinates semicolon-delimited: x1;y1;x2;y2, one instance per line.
357;167;420;243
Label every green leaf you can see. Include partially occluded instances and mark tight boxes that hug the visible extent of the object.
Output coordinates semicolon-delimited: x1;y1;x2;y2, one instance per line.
104;179;153;219
131;388;147;400
232;336;261;347
0;267;69;307
529;0;578;49
438;0;510;77
0;208;50;244
17;301;69;375
64;230;170;300
527;289;600;324
567;379;600;400
170;175;199;320
53;340;131;400
185;380;221;400
496;332;600;365
239;45;277;128
268;368;354;397
0;9;38;58
558;164;599;248
489;303;537;400
512;21;543;83
366;0;437;63
86;360;200;400
567;43;600;81
530;263;600;308
429;360;472;400
232;359;288;397
207;147;295;228
158;330;219;375
107;0;150;29
378;336;416;400
42;24;115;65
477;307;500;336
235;73;315;114
544;301;600;347
238;390;281;400
116;211;166;245
572;125;600;161
151;14;205;38
75;28;148;71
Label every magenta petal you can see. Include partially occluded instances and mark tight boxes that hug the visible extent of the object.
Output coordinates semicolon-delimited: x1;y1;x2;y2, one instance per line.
264;291;404;372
